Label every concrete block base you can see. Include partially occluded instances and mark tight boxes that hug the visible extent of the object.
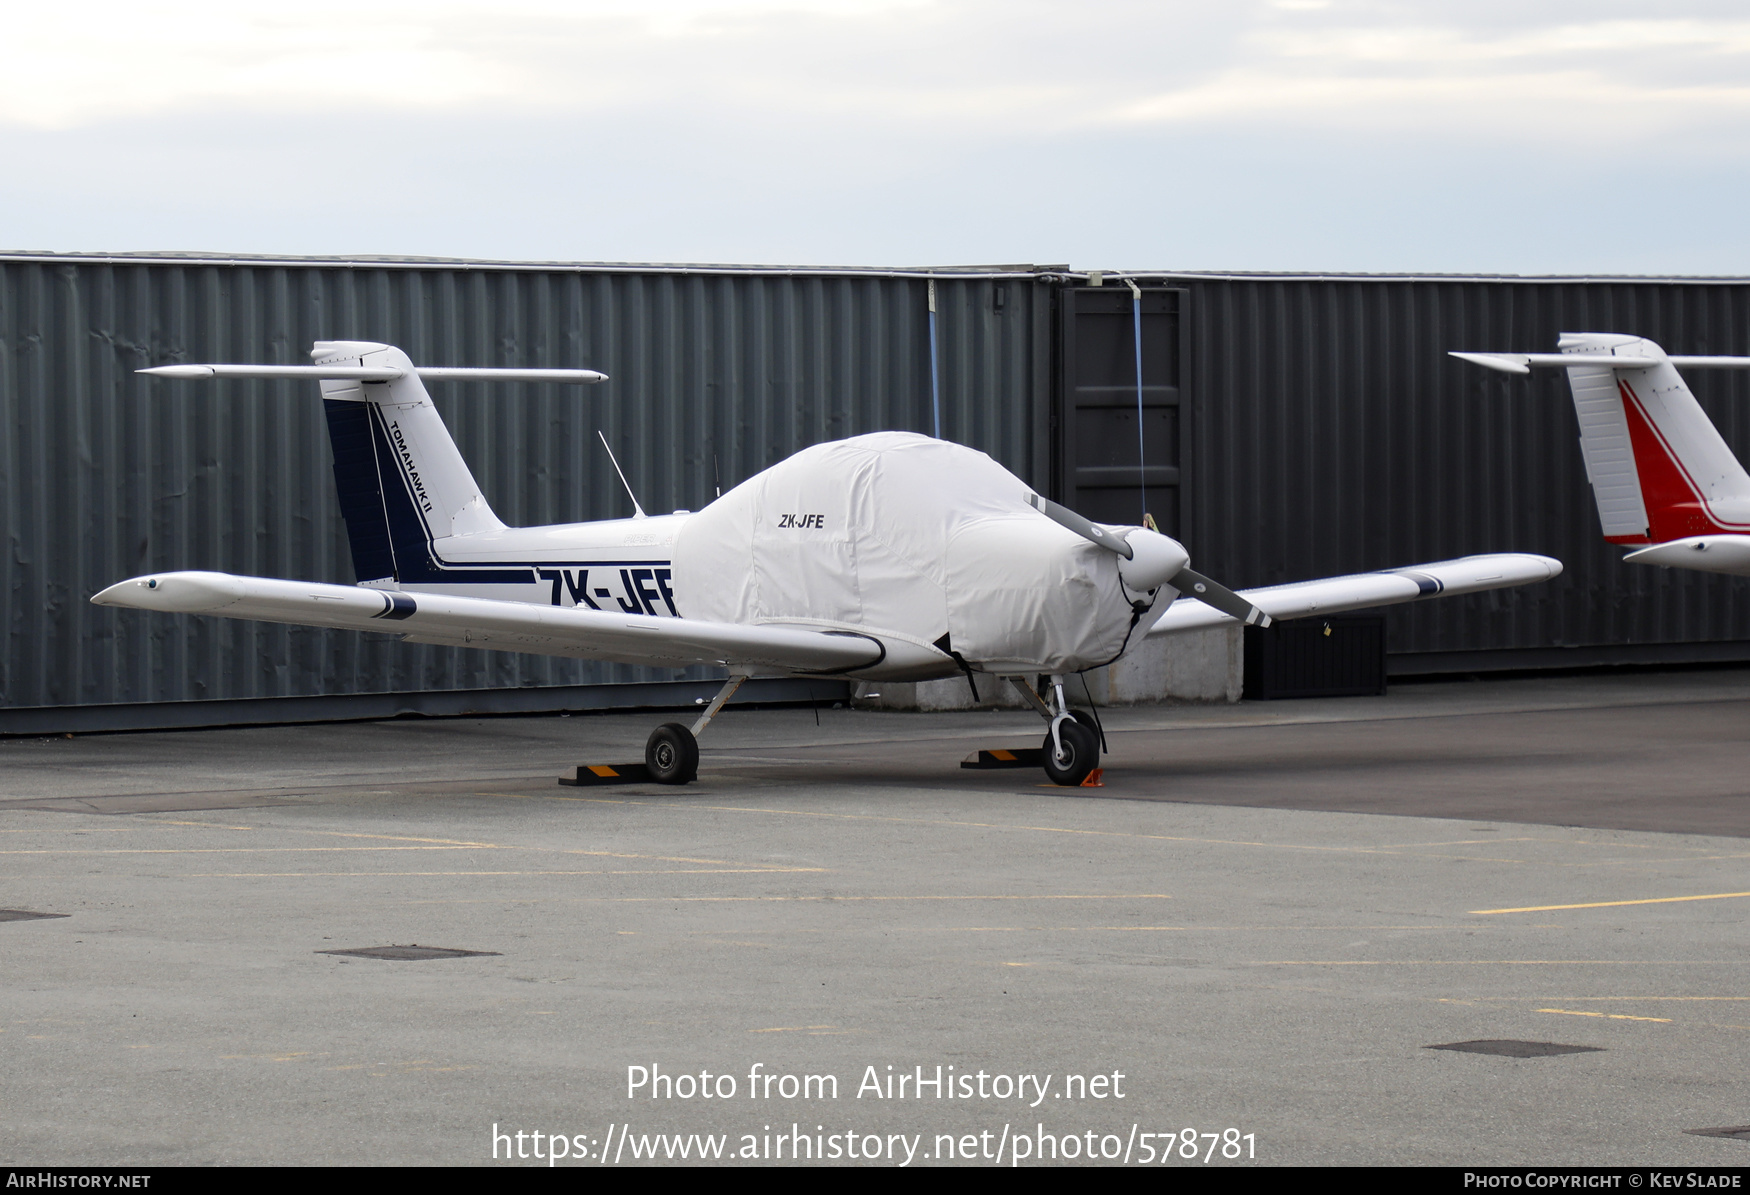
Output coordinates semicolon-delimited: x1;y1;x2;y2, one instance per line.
855;627;1242;711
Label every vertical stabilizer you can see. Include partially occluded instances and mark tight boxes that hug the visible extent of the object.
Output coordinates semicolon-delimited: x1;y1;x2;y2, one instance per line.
1558;333;1750;543
314;341;504;583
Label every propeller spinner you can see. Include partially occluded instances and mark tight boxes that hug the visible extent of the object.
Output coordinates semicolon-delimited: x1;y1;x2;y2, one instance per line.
1025;494;1273;628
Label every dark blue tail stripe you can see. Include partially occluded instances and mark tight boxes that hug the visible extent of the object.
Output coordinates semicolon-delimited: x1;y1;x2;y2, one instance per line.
326;397;658;588
363;403;531;584
322;399;397;583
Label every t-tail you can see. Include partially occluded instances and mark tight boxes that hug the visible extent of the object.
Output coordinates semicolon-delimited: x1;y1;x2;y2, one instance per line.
1452;333;1750;575
317;341;503;584
139;342;606;585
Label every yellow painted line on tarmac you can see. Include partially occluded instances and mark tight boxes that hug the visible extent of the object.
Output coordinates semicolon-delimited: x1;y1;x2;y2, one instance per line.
1538;1008;1673;1023
270;829;503;848
400;895;1176;909
162;878;1131;895
750;1025;839;1033
0;827;140;833
510;794;1750;870
890;925;1184;933
1390;838;1541;848
512;795;1554;862
1251;959;1742;966
1534;996;1750;1002
0;846;478;855
133;820;503;847
138;824;504;847
221;1051;327;1062
1472;891;1750;914
147;821;257;830
891;923;1521;933
180;868;824;878
553;849;750;865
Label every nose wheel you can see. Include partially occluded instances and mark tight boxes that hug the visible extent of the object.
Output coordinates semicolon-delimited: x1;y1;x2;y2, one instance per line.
1041;717;1100;786
1007;674;1105;787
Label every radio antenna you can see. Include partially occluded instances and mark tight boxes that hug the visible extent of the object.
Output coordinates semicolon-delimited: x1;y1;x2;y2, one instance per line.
597;430;648;519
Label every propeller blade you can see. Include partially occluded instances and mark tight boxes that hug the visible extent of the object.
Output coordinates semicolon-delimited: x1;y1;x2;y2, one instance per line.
1171;567;1273;628
1025;494;1133;559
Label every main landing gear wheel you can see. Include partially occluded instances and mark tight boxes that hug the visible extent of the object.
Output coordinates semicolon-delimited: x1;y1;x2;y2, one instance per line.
1042;719;1099;787
645;723;699;785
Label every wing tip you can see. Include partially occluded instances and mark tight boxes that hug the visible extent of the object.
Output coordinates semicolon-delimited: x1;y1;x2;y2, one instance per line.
1450;351;1530;375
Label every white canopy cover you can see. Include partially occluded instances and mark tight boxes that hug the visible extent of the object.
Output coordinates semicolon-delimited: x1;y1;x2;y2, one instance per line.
672;432;1155;674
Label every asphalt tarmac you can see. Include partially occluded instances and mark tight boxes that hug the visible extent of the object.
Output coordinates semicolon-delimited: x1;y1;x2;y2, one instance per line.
3;668;1750;1167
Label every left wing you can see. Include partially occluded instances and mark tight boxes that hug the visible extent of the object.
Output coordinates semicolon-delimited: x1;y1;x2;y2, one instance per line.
91;571;886;674
1149;553;1561;635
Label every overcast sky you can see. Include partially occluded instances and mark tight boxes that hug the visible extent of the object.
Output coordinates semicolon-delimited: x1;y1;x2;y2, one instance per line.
4;0;1748;272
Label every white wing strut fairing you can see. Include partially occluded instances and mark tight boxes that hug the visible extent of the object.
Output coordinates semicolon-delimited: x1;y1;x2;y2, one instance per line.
91;572;890;675
1148;554;1562;636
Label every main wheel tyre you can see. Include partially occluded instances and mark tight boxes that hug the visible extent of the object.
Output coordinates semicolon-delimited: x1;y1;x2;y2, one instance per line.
645;723;699;785
1067;708;1103;751
1041;719;1099;787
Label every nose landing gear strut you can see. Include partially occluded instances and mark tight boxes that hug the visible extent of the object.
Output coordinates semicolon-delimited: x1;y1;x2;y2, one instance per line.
1008;675;1102;787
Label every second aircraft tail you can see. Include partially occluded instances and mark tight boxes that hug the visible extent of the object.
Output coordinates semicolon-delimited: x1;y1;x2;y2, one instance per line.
1454;333;1750;545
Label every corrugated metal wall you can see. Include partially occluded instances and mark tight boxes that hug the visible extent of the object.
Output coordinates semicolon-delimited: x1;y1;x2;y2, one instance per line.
8;256;1750;724
1175;276;1750;666
0;257;1043;714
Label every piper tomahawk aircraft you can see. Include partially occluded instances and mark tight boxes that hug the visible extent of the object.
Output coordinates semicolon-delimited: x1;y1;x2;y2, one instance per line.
95;340;1561;786
1453;334;1750;576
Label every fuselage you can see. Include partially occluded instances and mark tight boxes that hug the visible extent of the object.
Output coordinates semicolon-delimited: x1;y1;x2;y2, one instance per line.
311;343;1179;679
390;513;693;615
381;435;1185;681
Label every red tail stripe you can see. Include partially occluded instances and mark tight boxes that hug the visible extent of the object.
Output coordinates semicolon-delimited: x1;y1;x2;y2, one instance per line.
1617;379;1749;539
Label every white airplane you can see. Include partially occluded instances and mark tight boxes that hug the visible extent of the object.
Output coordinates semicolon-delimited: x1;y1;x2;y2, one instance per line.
93;340;1561;787
1453;334;1750;576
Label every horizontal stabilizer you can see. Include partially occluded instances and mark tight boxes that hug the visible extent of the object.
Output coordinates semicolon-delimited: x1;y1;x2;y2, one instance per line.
139;364;607;383
91;571;883;674
1452;352;1654;374
1148;553;1561;636
1452;352;1750;375
1623;535;1750;577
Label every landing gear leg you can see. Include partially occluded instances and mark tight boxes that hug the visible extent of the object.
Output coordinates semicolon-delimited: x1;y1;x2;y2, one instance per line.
644;674;746;786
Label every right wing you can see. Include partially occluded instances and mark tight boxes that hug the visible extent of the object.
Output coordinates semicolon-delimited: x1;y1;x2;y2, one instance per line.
1149;554;1561;635
91;571;885;674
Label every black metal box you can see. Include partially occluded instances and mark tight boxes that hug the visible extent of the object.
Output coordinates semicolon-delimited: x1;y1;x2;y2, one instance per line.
1243;616;1387;700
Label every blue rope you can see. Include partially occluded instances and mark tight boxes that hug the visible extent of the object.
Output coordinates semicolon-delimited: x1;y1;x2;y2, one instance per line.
1132;283;1147;524
929;278;942;439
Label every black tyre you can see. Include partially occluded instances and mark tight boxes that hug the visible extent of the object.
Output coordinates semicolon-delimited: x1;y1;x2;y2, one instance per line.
645;723;699;785
1041;719;1099;787
1067;708;1104;752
